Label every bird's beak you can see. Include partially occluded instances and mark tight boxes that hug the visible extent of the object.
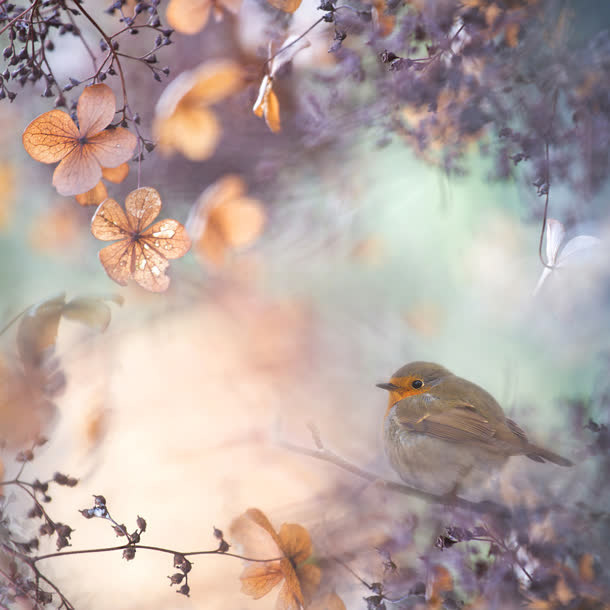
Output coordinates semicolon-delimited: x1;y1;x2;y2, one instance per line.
376;382;399;391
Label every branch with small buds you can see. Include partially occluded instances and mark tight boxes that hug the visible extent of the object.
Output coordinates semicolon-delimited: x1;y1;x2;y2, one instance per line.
0;446;282;609
0;0;172;168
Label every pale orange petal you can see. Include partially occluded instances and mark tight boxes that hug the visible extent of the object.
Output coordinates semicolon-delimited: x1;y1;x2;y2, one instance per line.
186;60;244;105
230;508;284;560
124;187;161;232
87;127;138;167
429;564;453;604
76;181;108;206
102;163;129;183
155;107;221;161
166;0;211;34
276;562;303;610
266;0;301;13
142;219;191;260
240;563;283;600
16;293;66;372
244;509;283;547
22;110;79;163
579;554;595;582
221;0;241;14
265;88;281;133
155;70;200;119
131;240;171;292
194;221;227;266
372;1;395;37
198;175;246;212
208;197;265;248
278;524;312;565
77;84;117;136
187;174;247;240
29;201;80;252
98;239;135;286
52;145;101;196
505;22;519;48
296;564;321;606
91;198;131;240
0;163;16;230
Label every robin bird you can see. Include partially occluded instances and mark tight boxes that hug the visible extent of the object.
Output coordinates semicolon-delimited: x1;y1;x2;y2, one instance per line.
377;362;573;496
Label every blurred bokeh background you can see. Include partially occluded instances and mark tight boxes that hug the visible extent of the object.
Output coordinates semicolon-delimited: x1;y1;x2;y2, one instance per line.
1;0;609;608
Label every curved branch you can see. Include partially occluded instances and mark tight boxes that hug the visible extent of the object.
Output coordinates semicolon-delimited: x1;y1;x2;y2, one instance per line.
279;428;511;519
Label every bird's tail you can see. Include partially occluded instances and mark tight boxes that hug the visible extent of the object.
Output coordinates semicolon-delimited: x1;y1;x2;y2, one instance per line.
526;444;573;467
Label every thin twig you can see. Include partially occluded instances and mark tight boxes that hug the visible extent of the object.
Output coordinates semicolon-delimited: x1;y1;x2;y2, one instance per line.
30;544;283;564
72;0;128;109
67;8;97;71
0;2;37;36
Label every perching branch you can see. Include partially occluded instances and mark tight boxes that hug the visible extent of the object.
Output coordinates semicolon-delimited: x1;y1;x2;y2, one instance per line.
279;423;511;519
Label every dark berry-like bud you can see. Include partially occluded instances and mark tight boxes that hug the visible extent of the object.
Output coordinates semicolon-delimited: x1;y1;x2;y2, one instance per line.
28;504;44;519
177;584;190;597
168;573;184;585
56;524;73;538
16;450;34;462
123;547;136;561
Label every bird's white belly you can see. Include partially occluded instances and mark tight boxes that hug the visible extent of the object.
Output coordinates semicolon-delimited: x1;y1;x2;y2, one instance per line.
384;409;506;496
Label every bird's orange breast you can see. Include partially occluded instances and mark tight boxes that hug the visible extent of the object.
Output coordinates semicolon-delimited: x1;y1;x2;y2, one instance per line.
384;375;431;419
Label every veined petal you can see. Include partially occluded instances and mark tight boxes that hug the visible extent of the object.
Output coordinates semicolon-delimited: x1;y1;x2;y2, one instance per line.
276;561;303;610
239;563;284;600
125;187;162;233
77;84;117;136
87;127;138;168
52;145;101;196
91;198;131;240
278;523;312;565
132;240;171;292
98;240;136;286
23;110;79;163
142;219;191;259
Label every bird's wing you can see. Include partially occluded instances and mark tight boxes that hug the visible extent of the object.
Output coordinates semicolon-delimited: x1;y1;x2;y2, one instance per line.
505;418;528;441
393;400;498;445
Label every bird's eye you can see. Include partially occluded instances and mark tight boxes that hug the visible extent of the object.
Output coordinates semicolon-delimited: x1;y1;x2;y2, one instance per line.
412;380;423;389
